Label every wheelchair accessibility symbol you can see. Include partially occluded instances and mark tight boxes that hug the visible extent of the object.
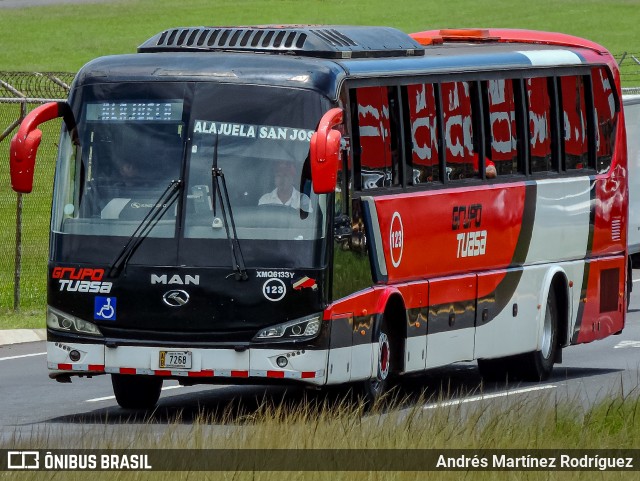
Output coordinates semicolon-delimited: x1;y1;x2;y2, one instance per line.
94;296;117;321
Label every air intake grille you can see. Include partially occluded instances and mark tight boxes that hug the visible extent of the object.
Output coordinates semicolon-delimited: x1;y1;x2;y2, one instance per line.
155;27;309;51
139;25;425;59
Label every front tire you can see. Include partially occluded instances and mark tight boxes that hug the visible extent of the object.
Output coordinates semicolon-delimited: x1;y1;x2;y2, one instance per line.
111;374;163;410
359;319;392;405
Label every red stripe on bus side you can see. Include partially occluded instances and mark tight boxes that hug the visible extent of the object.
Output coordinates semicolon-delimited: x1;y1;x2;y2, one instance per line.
301;371;317;379
231;370;249;378
154;370;172;376
58;363;72;370
266;370;285;378
120;368;137;375
188;370;215;377
88;365;104;372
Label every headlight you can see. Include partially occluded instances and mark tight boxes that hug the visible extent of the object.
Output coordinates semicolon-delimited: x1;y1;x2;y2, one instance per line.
253;314;321;341
47;306;103;337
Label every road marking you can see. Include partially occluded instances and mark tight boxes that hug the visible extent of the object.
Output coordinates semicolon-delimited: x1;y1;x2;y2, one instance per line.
633;278;640;283
614;340;640;349
423;384;556;410
85;384;183;403
0;352;46;362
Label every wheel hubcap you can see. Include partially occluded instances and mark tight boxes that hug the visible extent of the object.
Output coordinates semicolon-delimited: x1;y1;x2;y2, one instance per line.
378;332;390;381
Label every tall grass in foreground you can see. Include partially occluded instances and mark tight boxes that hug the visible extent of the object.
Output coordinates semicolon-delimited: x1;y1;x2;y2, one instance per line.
2;388;639;479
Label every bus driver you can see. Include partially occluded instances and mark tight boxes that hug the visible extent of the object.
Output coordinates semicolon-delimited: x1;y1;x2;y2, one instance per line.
258;160;312;211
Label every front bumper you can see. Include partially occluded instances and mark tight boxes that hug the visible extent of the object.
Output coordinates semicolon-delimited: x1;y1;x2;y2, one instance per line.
47;341;327;386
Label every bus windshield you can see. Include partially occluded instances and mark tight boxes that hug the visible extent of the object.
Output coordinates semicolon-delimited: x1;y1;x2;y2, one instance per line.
51;82;329;266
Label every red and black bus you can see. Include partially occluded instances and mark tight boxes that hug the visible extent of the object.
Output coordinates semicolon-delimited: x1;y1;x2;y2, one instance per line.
9;26;627;408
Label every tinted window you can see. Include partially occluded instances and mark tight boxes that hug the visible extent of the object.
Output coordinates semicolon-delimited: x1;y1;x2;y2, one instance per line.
591;67;617;173
526;77;555;173
487;79;518;175
560;75;588;170
406;83;440;184
442;81;477;180
355;86;393;189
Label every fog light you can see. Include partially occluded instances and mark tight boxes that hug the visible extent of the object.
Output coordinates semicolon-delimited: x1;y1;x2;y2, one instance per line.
69;350;81;362
276;356;288;368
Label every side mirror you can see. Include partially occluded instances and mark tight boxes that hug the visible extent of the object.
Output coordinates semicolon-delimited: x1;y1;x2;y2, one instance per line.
9;102;74;194
310;108;343;194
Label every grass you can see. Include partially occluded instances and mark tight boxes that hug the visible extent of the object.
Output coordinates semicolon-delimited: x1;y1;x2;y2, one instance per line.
0;0;637;74
0;308;44;330
2;386;640;478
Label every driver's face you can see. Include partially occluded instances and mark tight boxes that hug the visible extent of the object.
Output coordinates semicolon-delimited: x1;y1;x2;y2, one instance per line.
274;162;295;188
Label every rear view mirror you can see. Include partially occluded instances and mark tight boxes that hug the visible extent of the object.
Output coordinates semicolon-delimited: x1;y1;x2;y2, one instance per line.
310;108;343;194
10;102;74;194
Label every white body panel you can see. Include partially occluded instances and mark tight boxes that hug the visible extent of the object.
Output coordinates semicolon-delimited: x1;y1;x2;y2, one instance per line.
404;335;427;373
625;96;640;255
425;329;474;369
525;177;592;264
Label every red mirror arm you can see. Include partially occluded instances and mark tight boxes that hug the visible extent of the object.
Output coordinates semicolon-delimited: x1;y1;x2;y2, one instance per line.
9;102;63;193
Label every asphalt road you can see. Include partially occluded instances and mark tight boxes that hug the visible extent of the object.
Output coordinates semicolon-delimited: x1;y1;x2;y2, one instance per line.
1;272;640;437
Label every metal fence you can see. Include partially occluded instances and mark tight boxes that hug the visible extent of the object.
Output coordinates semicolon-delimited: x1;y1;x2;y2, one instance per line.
0;72;74;311
617;52;640;86
0;56;639;312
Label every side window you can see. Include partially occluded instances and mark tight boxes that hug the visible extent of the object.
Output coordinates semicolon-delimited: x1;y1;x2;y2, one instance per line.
442;81;477;180
486;79;518;175
591;67;617;173
526;77;555;173
560;75;589;170
406;83;440;184
353;86;401;190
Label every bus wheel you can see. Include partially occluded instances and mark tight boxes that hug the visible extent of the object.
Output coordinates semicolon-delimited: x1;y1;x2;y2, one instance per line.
111;374;163;409
360;319;392;405
520;288;558;381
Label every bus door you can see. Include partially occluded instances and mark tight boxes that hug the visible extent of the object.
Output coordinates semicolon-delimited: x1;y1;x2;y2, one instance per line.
426;274;477;369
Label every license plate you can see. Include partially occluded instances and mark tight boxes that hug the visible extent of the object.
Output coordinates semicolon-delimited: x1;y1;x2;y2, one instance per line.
159;350;192;369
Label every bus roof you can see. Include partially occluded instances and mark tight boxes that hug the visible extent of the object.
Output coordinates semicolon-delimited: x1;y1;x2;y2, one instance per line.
336;43;606;79
410;28;609;54
72;26;617;101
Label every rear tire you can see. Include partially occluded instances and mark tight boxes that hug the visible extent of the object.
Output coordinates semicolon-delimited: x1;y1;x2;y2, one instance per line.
518;288;558;381
111;374;163;410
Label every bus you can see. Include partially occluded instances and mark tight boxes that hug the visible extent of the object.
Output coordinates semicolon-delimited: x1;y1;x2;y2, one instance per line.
9;26;627;409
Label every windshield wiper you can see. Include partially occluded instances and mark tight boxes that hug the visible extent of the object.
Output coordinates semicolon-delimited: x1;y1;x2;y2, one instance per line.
212;166;248;281
108;179;183;278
